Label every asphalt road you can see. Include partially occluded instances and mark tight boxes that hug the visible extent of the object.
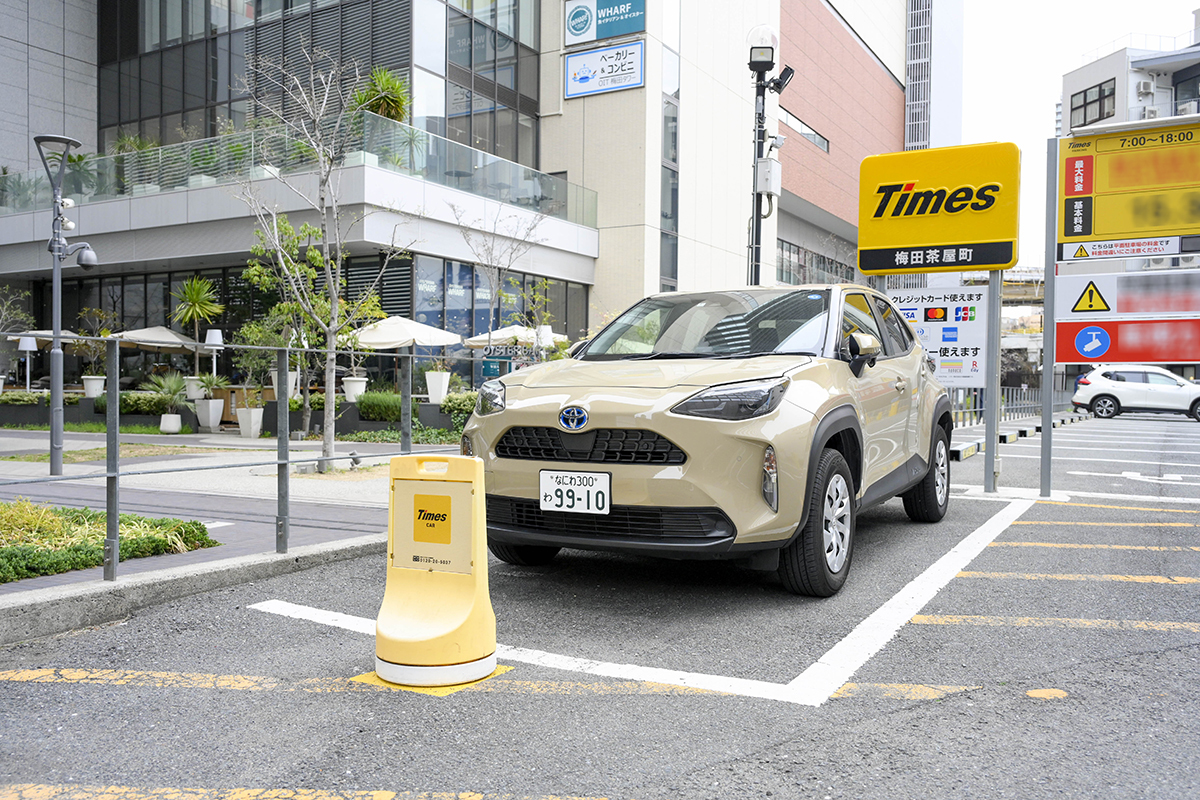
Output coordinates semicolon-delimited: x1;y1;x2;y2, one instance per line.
1;415;1198;799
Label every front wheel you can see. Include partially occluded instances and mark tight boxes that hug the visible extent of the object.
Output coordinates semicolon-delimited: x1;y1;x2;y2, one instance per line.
1091;395;1120;418
778;449;854;597
487;542;561;566
903;426;950;522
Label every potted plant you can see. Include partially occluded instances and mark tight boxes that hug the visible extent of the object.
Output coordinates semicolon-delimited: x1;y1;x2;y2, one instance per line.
195;373;230;432
76;307;120;398
171;276;225;399
338;332;372;402
139;371;193;434
236;385;265;438
424;357;452;404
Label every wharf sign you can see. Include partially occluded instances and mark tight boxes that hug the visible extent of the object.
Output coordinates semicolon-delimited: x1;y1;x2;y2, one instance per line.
1057;120;1200;262
858;142;1021;274
564;0;645;46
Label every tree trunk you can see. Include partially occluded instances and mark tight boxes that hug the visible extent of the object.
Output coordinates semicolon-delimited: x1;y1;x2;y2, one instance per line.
321;343;337;473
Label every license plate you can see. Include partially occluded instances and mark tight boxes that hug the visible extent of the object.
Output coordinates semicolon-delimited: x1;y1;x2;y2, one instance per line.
539;470;611;515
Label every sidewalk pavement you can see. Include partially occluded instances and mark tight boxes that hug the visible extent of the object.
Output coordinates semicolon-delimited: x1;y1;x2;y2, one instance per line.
0;428;457;645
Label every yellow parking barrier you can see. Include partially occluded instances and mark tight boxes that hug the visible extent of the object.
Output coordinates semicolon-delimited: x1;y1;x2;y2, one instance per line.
375;455;496;686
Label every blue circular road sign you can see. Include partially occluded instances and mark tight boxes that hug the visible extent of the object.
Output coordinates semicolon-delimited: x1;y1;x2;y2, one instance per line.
1075;325;1111;359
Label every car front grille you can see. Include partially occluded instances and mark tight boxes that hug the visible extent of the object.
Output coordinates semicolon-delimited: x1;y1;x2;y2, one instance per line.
495;427;687;464
486;496;733;540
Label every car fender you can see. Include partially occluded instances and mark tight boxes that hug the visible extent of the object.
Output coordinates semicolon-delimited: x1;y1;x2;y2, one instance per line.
794;404;863;536
924;392;952;469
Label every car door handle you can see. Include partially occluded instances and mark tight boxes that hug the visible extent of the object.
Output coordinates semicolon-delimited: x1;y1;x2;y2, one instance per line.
893;379;907;392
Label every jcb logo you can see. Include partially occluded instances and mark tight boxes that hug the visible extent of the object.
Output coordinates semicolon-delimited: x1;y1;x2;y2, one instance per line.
954;306;976;322
873;182;1001;219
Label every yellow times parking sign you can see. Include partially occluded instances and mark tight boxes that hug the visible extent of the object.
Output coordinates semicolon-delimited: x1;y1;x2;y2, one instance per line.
858;142;1021;274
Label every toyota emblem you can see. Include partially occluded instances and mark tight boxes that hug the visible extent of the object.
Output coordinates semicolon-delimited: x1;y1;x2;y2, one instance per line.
559;406;588;430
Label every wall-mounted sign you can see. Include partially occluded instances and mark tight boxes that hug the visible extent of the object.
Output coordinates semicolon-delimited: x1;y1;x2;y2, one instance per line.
889;287;990;388
564;0;646;46
1057;121;1200;261
565;41;644;99
858;142;1021;274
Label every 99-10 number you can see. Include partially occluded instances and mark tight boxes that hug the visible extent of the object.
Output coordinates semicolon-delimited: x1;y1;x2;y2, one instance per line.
549;487;607;512
1119;131;1195;148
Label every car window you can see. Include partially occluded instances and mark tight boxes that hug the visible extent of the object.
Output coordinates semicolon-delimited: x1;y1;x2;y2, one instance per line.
841;294;885;353
870;296;912;356
1113;371;1146;383
1147;372;1178;385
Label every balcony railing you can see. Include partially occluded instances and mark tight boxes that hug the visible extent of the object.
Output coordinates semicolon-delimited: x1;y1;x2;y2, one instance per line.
1129;99;1200;122
0;112;598;228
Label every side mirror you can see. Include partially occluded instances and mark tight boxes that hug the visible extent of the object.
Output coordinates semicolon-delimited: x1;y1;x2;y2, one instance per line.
848;332;881;378
566;340;589;358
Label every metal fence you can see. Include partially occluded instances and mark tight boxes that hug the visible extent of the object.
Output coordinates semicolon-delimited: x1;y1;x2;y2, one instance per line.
949;386;1075;427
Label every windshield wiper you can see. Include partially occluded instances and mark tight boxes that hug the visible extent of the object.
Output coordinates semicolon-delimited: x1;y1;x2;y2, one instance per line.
620;350;817;361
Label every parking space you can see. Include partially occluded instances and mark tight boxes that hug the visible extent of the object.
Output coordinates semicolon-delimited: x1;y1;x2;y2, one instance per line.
3;421;1200;798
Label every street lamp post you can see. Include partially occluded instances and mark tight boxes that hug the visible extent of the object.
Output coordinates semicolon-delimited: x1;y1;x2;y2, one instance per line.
746;26;793;286
34;134;99;476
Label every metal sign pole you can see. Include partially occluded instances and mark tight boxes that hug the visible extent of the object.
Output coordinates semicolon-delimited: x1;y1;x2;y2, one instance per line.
1041;137;1058;498
983;270;1001;493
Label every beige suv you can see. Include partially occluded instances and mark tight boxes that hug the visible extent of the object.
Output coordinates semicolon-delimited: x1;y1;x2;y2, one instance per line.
462;286;953;596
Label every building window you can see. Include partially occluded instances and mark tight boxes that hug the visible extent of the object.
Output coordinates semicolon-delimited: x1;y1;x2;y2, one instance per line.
1070;78;1115;128
777;240;860;285
779;107;829;153
660;46;680;291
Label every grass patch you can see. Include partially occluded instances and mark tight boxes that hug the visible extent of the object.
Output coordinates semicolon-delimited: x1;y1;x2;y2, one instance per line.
1;422;191;435
1;443;240;464
0;498;221;583
338;423;461;445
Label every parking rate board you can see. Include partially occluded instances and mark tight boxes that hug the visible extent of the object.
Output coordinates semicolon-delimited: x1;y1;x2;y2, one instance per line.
1058;119;1200;262
889;287;990;387
858;142;1021;275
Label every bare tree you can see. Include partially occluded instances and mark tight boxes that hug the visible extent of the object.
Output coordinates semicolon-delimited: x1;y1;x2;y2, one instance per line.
237;43;414;469
0;285;35;377
448;203;546;346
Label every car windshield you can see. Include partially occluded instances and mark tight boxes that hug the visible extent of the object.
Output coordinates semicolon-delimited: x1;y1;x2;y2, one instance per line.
579;289;830;360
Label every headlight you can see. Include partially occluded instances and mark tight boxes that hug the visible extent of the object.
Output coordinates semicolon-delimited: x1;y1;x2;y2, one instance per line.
671;378;788;420
476;379;506;415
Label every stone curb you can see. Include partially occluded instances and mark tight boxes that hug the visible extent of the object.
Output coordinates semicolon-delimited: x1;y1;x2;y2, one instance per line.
0;532;387;647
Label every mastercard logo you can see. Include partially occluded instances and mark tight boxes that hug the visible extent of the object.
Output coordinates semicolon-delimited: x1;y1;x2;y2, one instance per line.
924;307;947;321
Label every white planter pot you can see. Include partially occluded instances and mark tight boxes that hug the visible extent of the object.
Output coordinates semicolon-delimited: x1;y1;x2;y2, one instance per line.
271;369;299;399
159;413;182;434
186;174;217;188
342;376;369;402
184;376;205;400
426;371;451;404
237;407;264;439
250;164;280;180
343;150;379;167
196;397;224;432
82;375;106;398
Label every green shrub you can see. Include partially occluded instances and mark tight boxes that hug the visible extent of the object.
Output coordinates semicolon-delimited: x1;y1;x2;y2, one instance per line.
95;391;171;416
357;390;406;422
440;391;477;429
288;393;341;412
0;392;42;406
339;423;460;445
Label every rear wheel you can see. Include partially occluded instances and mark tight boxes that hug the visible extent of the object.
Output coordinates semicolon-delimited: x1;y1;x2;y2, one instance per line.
1091;395;1120;418
1191;401;1200;423
487;542;561;566
778;449;854;597
903;426;950;522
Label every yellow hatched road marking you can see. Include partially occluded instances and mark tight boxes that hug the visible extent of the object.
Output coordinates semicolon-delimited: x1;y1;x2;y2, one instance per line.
911;614;1200;632
1010;520;1196;527
990;542;1200;552
957;571;1199;584
830;683;980;701
1035;500;1200;515
0;785;619;800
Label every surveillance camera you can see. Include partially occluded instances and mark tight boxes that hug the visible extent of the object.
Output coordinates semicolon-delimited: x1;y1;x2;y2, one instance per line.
60;217;76;231
772;135;787;150
60;197;76;209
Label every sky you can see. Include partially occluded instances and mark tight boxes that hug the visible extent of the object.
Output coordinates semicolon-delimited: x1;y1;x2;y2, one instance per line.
959;1;1198;272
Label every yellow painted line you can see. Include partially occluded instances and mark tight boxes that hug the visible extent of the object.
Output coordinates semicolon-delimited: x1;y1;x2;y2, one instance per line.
911;614;1200;633
1010;520;1195;527
990;542;1200;552
1035;500;1200;515
0;785;623;800
957;571;1199;584
830;683;980;701
0;668;714;697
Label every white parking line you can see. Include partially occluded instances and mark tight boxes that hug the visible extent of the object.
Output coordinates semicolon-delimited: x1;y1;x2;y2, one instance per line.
201;521;234;530
250;498;1033;707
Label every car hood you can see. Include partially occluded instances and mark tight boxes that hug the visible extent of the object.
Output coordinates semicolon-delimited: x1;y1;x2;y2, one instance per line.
502;356;814;390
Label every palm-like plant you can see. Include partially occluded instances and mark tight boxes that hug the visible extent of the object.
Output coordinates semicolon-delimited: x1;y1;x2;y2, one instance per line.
139;372;194;415
352;66;412;122
171;277;225;375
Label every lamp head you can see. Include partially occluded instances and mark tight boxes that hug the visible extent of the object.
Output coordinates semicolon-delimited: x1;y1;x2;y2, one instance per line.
747;25;778;73
768;65;795;94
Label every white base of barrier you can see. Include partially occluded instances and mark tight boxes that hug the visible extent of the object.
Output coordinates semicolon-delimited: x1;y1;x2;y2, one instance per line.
375;652;497;687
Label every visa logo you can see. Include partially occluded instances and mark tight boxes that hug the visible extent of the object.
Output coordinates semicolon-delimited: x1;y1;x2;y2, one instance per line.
900;307;918;321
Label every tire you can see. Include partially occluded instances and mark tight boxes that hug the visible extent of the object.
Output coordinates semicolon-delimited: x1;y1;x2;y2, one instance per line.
487;541;561;566
1191;401;1200;423
1091;395;1120;418
903;426;950;523
778;448;854;597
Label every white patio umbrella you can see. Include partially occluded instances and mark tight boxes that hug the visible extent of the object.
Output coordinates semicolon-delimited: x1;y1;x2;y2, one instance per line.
109;325;201;354
464;324;567;349
6;330;86;352
351;316;462;349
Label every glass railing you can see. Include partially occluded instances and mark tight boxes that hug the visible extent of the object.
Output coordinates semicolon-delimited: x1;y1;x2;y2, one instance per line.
0;112;598;228
1126;100;1200;122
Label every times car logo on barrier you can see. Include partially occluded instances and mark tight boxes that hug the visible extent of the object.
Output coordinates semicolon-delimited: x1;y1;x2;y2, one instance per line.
559;406;589;431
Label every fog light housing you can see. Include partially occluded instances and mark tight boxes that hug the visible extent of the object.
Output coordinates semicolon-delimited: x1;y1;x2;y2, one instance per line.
762;445;778;512
460;435;473;456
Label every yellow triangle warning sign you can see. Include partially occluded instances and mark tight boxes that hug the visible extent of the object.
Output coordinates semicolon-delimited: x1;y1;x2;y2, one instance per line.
1073;245;1089;258
1072;281;1111;313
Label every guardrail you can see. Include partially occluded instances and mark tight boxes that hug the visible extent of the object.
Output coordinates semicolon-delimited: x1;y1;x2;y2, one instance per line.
949;386;1075;427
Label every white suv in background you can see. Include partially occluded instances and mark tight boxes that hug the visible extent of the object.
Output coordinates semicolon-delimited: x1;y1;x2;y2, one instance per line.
1072;365;1200;421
